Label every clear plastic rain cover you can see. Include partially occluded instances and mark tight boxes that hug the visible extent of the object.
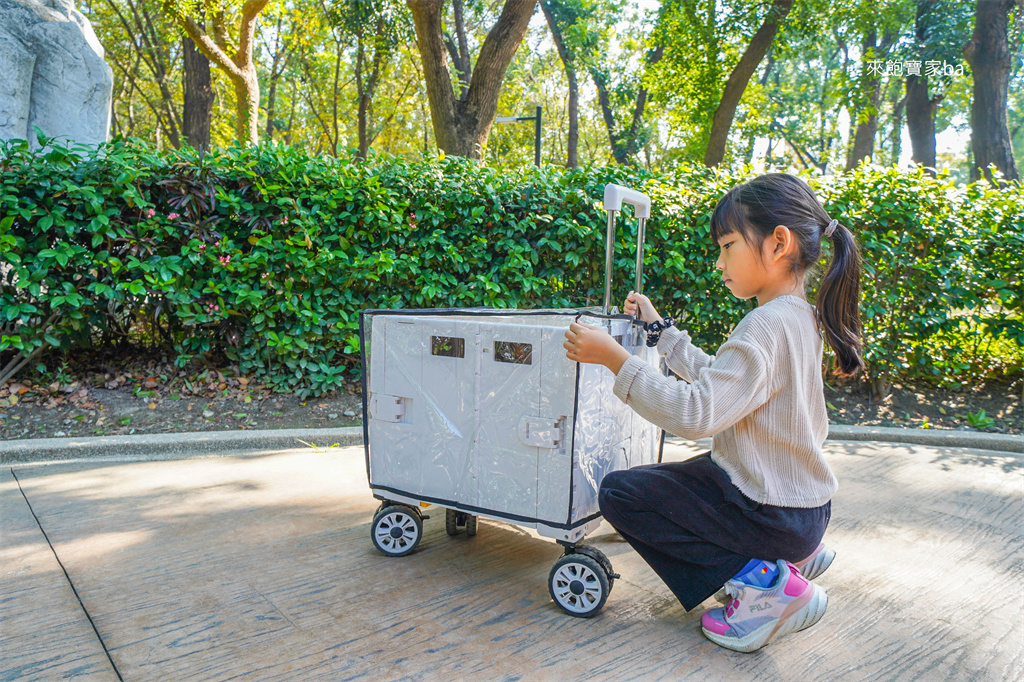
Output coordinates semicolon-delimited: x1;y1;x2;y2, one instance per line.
360;308;663;529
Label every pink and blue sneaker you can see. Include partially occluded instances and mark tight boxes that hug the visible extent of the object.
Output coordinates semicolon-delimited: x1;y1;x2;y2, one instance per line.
713;544;835;604
701;560;828;653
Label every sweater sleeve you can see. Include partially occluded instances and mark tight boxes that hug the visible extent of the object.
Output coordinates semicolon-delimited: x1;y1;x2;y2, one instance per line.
656;325;714;382
612;335;771;441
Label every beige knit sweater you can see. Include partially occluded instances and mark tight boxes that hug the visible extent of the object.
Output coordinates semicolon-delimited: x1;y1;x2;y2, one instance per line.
612;295;836;508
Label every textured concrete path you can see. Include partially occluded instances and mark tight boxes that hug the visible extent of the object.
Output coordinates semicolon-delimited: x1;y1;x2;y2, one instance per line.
2;440;1021;681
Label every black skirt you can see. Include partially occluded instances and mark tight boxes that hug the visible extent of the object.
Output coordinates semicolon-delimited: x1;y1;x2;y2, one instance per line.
598;452;831;612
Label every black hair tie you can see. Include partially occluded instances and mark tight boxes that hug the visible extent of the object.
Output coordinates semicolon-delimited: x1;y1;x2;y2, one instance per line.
645;317;675;347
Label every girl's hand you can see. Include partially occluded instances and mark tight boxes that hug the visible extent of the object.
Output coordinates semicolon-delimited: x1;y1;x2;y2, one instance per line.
563;321;630;373
624;290;662;324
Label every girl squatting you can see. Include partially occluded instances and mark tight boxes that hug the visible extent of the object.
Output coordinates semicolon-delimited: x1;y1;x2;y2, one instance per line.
562;173;864;653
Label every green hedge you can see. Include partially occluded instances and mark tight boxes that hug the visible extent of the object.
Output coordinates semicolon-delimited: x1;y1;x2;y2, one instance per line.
2;135;1021;396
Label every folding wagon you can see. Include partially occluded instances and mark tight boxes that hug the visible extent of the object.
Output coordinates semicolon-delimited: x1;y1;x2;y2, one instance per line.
359;185;665;617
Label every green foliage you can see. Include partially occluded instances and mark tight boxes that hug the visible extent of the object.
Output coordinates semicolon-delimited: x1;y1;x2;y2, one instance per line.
2;136;1020;396
965;409;995;429
650;0;744;157
816;162;1022;387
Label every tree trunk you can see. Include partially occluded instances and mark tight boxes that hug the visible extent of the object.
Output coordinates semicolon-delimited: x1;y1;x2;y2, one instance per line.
906;74;938;168
591;70;623;163
264;14;289;142
541;0;578;167
964;0;1019;183
105;0;182;147
407;0;536;159
232;71;260;147
356;38;367;159
703;0;792;167
847;29;882;170
285;80;297;145
565;68;578;167
265;74;279;142
890;92;906;165
357;22;387;160
173;0;270;146
590;44;662;166
358;93;370;158
905;0;941;171
332;42;342;154
183;36;213;150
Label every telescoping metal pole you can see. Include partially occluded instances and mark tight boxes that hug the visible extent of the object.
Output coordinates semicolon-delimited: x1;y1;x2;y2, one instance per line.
634;217;646;296
603;210;617;315
602;184;652;316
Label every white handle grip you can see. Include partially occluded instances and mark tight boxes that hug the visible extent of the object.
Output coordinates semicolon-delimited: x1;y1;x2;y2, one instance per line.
603;183;651;219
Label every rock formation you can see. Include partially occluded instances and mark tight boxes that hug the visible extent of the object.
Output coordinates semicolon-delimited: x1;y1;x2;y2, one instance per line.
0;0;113;147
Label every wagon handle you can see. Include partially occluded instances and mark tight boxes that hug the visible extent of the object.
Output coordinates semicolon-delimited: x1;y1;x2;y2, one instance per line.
602;184;652;315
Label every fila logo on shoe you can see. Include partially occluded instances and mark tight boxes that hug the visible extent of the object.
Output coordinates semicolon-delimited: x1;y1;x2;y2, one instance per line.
749;602;773;612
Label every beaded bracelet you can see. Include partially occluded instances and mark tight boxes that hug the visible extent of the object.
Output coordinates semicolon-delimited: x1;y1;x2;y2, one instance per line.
645;316;675;347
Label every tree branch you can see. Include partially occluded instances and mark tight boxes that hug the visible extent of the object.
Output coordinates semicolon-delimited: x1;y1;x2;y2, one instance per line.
108;54;177;143
464;0;536;114
704;0;792;166
0;312;60;386
209;6;234;55
368;78;417;146
879;27;897;53
237;0;271;68
453;0;472;89
442;33;462;73
589;68;619;153
774;123;818;170
172;9;243;79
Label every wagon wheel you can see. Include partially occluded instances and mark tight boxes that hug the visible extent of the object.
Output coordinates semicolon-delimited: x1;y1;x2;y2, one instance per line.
371;505;422;557
445;508;460;536
445;509;479;537
572;545;617;592
549;553;609;617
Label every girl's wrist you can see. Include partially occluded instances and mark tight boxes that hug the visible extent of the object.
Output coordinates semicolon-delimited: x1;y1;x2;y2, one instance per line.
606;346;631;374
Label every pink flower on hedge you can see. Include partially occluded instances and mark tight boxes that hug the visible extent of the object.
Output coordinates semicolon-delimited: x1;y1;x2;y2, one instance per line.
145;208;156;218
279;216;289;225
219;255;231;265
168;212;180;220
214;241;221;247
198;243;206;251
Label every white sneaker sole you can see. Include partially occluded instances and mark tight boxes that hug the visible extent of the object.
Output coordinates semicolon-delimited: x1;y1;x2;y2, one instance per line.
798;546;836;581
702;584;828;653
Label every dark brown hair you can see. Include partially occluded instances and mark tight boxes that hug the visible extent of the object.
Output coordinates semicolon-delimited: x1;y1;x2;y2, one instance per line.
710;173;865;376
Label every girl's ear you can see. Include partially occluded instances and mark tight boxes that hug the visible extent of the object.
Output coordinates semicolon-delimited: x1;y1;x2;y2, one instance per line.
768;224;795;262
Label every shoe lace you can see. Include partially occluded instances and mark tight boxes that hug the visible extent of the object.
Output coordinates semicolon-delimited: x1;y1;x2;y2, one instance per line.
723;579;747;601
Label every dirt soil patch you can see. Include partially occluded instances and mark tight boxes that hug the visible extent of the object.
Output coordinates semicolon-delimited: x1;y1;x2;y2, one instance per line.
0;353;1020;441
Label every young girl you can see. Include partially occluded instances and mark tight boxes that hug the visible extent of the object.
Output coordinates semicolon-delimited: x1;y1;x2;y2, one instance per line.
562;173;863;653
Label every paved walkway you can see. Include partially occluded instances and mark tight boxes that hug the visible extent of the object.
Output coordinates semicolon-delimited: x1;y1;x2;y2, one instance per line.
2;440;1021;681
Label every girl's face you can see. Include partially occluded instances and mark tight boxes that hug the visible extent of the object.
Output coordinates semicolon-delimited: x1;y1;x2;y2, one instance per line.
715;229;770;301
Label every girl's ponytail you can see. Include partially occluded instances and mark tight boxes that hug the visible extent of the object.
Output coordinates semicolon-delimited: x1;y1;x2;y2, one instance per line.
816;222;865;377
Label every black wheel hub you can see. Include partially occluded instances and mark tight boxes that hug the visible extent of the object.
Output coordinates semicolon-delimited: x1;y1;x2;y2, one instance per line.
390;526;404;539
569;580;585;596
